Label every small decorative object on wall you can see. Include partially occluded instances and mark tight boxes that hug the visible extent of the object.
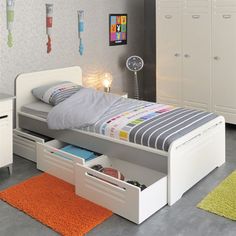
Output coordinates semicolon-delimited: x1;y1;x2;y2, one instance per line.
78;10;85;56
102;73;113;93
126;56;144;100
109;14;127;46
6;0;16;48
46;4;53;54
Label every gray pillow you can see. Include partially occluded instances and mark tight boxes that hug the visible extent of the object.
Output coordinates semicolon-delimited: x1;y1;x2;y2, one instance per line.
32;81;82;106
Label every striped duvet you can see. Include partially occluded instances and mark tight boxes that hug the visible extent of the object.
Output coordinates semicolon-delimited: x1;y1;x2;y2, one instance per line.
82;98;218;152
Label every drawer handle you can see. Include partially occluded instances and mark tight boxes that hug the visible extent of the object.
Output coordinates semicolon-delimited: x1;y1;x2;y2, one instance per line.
184;54;191;58
176;134;201;150
192;15;200;19
46;149;72;160
86;172;126;192
0;115;8;120
85;167;129;191
223;15;231;19
15;134;36;142
203;121;222;134
214;56;220;61
43;146;84;165
165;15;172;19
14;130;45;143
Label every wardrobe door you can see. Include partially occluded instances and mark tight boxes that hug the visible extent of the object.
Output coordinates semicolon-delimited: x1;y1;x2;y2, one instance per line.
182;0;212;111
156;0;182;106
212;1;236;124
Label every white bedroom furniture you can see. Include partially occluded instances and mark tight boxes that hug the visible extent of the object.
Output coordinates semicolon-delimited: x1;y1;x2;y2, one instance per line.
15;66;225;224
99;89;128;98
76;155;167;224
37;139;104;185
13;128;49;162
111;90;128;98
0;94;14;175
212;0;236;124
156;0;236;124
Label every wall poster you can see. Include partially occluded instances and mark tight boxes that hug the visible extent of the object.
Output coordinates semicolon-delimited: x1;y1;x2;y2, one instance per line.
109;14;127;46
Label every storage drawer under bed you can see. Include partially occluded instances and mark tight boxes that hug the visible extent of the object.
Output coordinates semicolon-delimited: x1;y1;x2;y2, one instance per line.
13;128;49;162
75;155;167;224
37;140;103;185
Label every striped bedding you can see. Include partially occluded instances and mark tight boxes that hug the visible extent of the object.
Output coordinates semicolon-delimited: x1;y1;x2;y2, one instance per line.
82;98;218;152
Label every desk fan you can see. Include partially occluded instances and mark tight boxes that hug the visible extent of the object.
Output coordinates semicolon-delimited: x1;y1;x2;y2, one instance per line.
126;56;144;100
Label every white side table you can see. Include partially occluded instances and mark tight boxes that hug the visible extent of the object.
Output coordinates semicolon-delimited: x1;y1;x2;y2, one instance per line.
0;94;15;175
110;90;128;98
99;89;128;98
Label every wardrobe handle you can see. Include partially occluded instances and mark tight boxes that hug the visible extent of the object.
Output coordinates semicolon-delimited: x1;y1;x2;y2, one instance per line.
165;15;172;19
0;115;8;120
184;54;190;58
192;15;200;19
223;15;231;19
214;56;220;61
174;53;181;57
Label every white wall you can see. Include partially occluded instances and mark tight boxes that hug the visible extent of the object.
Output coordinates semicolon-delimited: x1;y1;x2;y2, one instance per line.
0;0;144;97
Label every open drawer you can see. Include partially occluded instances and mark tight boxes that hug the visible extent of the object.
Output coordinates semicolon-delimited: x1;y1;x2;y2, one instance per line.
13;128;50;162
37;140;102;185
75;155;167;224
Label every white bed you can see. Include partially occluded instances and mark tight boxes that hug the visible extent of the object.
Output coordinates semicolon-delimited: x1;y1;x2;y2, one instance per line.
15;66;225;210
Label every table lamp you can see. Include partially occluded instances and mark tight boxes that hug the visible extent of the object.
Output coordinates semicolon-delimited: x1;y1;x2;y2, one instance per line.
102;73;113;93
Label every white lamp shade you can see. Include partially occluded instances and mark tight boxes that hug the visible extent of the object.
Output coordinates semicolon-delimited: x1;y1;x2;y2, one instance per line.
102;73;113;88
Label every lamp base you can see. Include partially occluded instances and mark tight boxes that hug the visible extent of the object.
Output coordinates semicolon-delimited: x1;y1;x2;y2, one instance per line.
104;87;111;93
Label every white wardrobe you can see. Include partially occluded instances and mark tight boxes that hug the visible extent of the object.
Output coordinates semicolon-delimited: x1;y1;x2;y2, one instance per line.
156;0;236;124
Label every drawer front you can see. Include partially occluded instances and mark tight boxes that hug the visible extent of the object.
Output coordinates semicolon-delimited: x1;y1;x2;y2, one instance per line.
75;161;167;224
0;112;11;126
13;134;37;162
37;140;87;185
0;111;12;167
37;143;75;184
14;129;45;143
13;129;45;162
0;100;13;113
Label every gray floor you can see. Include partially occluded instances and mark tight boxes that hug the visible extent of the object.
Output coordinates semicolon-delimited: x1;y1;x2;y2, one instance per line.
1;125;236;236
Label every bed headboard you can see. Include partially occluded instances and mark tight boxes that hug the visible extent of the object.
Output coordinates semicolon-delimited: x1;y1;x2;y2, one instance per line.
15;66;82;127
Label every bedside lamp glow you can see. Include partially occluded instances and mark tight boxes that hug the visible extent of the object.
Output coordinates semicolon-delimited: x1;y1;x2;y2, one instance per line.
102;73;113;93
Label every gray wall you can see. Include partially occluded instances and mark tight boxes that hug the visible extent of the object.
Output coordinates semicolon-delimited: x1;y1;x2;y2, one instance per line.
143;0;156;102
0;0;144;97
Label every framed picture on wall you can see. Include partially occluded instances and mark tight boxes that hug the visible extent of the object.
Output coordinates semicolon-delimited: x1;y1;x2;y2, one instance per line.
109;14;127;46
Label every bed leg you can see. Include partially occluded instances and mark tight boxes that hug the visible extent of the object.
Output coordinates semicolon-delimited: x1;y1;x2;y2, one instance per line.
217;149;226;168
8;164;13;175
217;160;225;168
168;193;183;206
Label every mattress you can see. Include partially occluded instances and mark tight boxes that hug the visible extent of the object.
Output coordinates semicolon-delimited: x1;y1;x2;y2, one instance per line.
21;99;218;152
21;102;52;119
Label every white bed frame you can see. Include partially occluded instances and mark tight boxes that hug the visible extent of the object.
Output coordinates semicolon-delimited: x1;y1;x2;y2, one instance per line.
15;66;226;205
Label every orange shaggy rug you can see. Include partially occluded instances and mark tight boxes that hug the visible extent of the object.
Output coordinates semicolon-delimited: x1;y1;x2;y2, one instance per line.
0;173;112;236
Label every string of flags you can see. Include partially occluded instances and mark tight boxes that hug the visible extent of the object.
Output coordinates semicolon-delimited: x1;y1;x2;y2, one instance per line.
6;0;16;48
5;1;85;56
46;4;53;54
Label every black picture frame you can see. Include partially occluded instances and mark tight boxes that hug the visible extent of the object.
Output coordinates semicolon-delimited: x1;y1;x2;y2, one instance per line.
109;14;128;46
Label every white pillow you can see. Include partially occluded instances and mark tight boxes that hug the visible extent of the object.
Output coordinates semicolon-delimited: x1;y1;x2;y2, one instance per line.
32;81;82;106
